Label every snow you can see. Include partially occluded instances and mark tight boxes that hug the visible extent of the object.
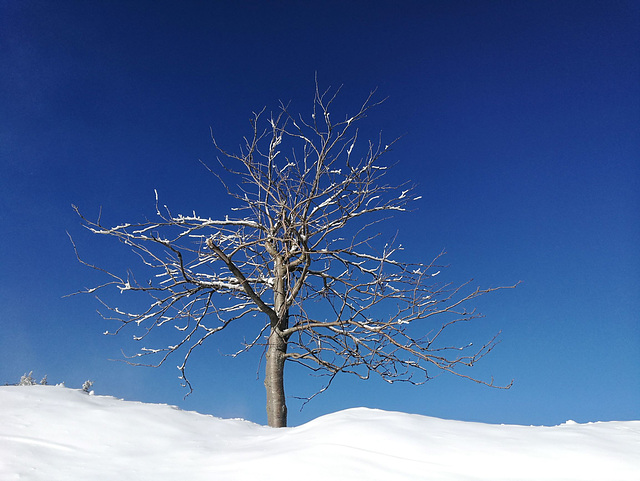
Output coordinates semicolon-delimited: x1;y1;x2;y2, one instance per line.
1;386;638;481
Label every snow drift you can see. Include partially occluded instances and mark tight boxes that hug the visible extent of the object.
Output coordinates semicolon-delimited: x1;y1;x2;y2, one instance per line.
1;385;638;481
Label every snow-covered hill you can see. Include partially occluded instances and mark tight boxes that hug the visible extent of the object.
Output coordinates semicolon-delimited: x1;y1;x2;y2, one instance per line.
1;385;638;481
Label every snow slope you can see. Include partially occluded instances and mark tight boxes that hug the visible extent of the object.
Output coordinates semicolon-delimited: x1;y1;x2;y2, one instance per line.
1;386;638;481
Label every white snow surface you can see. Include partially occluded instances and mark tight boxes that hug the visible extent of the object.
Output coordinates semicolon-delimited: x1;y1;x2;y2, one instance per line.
1;386;638;481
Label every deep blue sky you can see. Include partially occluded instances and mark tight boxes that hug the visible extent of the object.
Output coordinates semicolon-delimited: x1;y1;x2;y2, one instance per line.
1;1;638;427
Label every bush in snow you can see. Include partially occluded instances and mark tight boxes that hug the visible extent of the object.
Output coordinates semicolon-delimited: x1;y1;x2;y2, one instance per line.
18;371;37;386
6;373;93;391
15;372;49;386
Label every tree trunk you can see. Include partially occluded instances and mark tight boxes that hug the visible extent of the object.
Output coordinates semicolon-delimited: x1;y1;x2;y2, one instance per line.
265;253;289;427
265;322;287;427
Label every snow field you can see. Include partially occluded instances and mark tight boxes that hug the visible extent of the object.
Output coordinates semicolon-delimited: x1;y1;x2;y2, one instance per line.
1;386;638;481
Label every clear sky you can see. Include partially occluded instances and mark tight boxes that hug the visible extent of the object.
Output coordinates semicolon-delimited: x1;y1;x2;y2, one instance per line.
1;1;638;427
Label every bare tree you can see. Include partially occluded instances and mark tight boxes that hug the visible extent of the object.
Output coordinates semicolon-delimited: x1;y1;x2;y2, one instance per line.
72;84;516;427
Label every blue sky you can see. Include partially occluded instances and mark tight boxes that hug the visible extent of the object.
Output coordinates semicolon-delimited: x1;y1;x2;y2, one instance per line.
1;1;638;427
